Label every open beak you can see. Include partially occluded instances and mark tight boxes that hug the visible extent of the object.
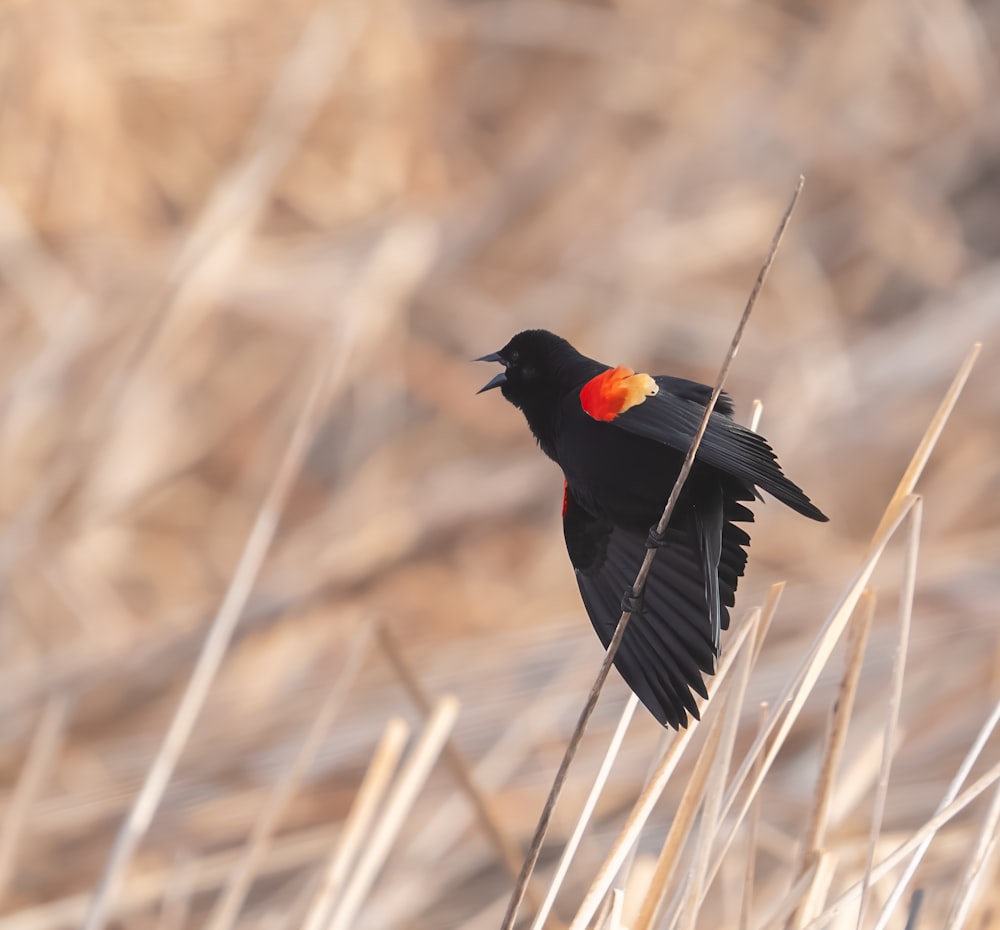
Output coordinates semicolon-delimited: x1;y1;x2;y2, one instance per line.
474;352;507;394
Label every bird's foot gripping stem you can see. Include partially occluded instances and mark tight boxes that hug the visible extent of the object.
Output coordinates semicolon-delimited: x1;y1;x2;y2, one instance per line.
645;524;668;549
621;589;644;615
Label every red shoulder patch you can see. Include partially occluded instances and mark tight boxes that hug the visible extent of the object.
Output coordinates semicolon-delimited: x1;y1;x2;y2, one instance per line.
562;479;569;518
580;366;658;421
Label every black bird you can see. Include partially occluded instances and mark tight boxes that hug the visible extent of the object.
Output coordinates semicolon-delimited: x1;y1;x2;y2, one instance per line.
477;329;827;728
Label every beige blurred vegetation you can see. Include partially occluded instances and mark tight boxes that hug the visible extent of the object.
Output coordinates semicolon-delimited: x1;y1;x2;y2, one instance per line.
0;0;998;927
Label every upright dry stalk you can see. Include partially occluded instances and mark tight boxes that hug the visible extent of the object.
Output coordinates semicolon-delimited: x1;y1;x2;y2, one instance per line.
689;339;982;908
679;643;757;930
856;500;922;929
80;348;335;930
203;622;375;930
568;617;759;930
630;698;727;930
300;717;411;930
799;590;876;867
324;696;460;930
738;702;770;930
376;623;527;892
881;698;1000;930
943;778;1000;930
528;695;639;930
802;759;1000;930
787;590;875;930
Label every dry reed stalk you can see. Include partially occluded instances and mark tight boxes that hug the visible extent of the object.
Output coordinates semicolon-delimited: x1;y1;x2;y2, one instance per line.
756;862;825;930
257;870;325;930
353;641;599;930
528;693;639;930
943;778;1000;930
568;615;760;930
826;724;903;834
591;888;615;930
630;696;727;930
793;590;875;883
80;335;342;930
679;638;758;930
695;493;920;910
807;757;1000;929
604;887;625;930
375;622;528;893
876;696;1000;929
739;702;770;930
325;696;460;930
501;174;805;930
76;205;436;930
653;519;911;928
794;852;838;928
203;620;375;930
870;344;981;543
753;586;784;659
300;716;411;930
398;641;597;859
647;631;759;930
682;339;983;917
856;499;922;929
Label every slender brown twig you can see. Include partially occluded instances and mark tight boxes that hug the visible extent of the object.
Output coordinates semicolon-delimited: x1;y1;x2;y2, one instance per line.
499;175;806;930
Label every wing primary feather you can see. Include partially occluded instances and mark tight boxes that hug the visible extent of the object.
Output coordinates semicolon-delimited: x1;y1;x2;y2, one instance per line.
612;393;828;521
693;487;724;656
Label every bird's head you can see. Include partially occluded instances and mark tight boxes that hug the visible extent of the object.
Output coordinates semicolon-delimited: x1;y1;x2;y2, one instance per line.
475;329;585;411
475;330;603;458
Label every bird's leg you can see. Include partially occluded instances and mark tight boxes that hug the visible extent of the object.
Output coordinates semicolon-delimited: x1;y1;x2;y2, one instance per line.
621;588;645;615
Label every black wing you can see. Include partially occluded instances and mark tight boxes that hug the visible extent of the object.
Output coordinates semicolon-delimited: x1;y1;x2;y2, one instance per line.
613;382;827;522
652;376;736;418
563;483;752;728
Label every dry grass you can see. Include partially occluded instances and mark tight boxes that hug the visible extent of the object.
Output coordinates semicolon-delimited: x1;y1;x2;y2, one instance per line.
1;0;999;928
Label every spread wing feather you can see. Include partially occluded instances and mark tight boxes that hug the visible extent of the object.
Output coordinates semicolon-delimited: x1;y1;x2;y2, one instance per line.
563;485;750;728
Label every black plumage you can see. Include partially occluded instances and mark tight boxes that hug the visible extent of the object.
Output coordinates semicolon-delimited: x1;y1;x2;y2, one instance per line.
477;329;827;727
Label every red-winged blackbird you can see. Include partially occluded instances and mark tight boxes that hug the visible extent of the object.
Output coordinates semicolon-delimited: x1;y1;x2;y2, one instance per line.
477;329;828;728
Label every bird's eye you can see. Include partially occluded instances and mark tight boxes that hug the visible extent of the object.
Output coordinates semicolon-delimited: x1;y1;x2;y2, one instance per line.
508;349;520;365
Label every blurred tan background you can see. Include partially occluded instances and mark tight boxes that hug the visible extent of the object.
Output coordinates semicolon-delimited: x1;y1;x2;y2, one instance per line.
1;0;999;928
